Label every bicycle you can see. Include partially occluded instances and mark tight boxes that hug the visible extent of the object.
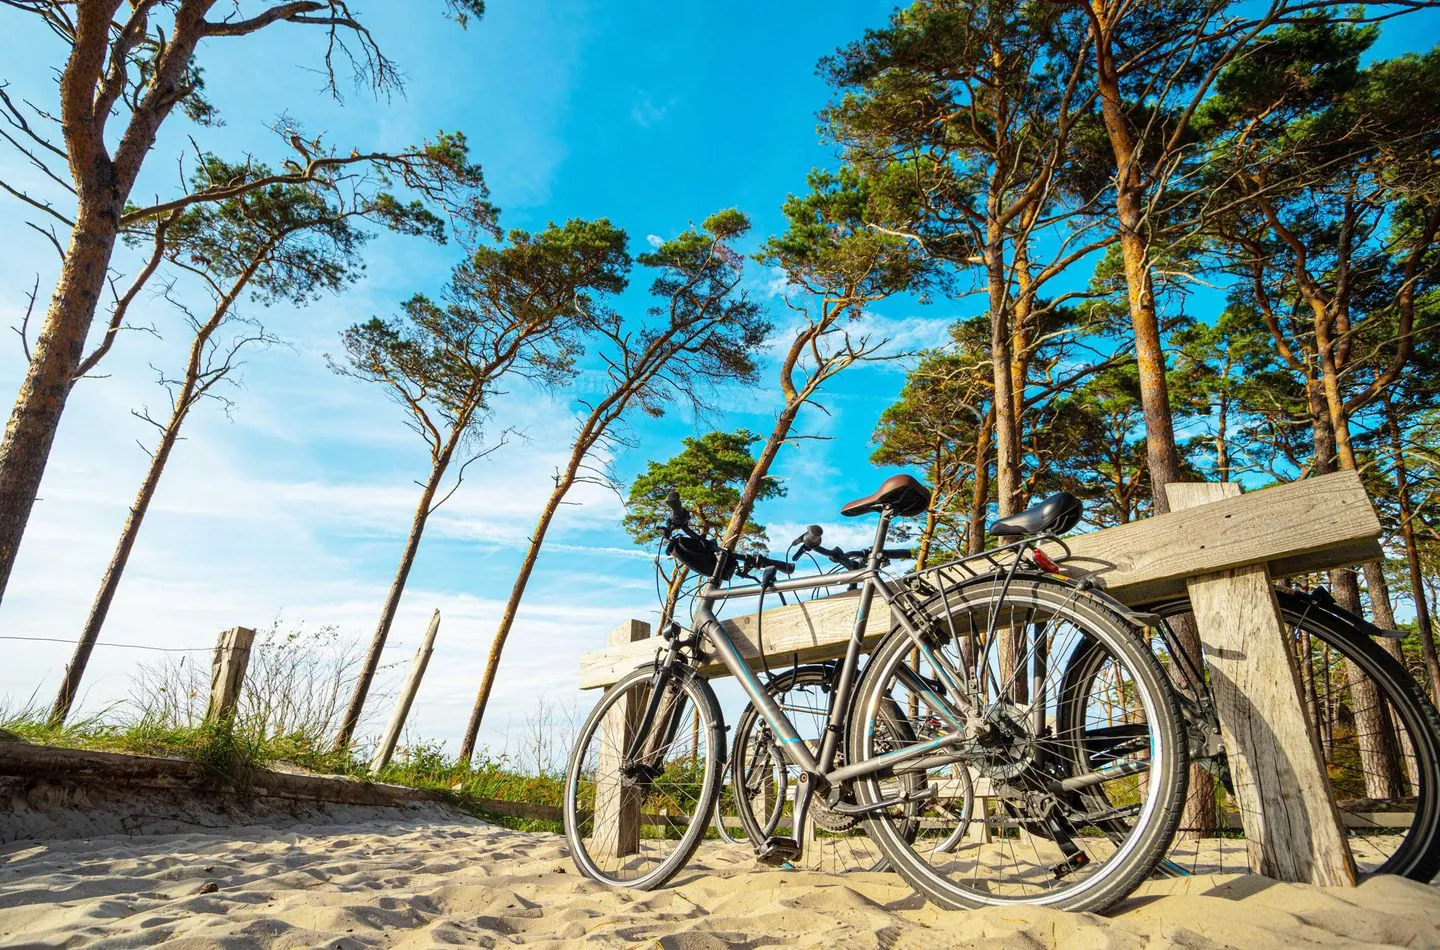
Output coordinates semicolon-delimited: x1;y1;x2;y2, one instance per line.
563;475;1188;912
729;504;1440;882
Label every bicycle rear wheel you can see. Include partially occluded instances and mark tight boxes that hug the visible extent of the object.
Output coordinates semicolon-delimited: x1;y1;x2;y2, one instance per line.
563;665;724;889
1130;592;1440;881
848;575;1186;912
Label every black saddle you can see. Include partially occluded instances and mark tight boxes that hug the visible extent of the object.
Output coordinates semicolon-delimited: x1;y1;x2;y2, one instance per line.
989;492;1083;537
840;474;932;518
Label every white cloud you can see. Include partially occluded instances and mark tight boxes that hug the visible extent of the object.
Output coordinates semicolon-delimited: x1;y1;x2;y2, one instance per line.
630;92;673;128
645;234;665;249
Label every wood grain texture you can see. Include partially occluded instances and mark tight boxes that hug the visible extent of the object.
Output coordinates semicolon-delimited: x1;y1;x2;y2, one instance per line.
1170;482;1356;887
205;626;255;722
580;591;894;689
370;610;440;773
593;619;649;857
581;473;1382;689
1051;470;1380;604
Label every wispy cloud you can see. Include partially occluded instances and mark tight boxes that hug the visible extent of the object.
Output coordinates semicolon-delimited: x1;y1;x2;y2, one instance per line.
630;91;673;128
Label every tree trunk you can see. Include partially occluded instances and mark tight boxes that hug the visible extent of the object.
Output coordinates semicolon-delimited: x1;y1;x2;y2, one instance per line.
0;209;121;601
915;491;939;572
335;440;454;748
660;566;689;630
0;2;210;602
459;471;574;763
1092;44;1183;515
967;405;995;557
50;403;187;723
986;241;1021;521
1362;561;1402;660
1389;405;1440;701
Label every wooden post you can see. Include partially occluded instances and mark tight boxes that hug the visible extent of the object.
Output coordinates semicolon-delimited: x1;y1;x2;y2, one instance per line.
369;610;441;773
205;626;255;723
1168;482;1356;886
593;619;650;859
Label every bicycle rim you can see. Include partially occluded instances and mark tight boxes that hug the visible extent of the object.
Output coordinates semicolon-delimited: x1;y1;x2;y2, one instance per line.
564;666;723;889
849;575;1186;912
1139;592;1440;881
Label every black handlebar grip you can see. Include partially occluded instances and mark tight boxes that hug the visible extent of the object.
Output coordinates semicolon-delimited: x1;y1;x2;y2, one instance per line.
759;555;795;574
664;490;690;526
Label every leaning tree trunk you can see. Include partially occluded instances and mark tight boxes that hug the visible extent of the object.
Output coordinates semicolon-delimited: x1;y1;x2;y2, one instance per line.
0;3;209;602
47;248;263;724
458;474;572;763
335;438;456;748
50;396;190;724
0;208;121;601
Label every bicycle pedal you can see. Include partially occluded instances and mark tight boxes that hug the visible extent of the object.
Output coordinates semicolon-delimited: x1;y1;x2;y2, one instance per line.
755;836;801;867
1049;850;1090;880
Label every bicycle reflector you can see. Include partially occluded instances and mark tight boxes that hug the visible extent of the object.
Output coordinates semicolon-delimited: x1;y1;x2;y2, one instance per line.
1032;548;1062;574
667;534;736;581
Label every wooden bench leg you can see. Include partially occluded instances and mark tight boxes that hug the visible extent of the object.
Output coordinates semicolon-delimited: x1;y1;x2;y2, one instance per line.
1169;483;1356;886
593;621;649;859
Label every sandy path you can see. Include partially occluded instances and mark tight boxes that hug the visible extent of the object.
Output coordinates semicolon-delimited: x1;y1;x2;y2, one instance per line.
2;816;1438;948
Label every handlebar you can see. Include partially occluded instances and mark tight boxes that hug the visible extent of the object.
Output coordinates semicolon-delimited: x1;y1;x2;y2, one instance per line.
664;490;690;528
662;490;792;578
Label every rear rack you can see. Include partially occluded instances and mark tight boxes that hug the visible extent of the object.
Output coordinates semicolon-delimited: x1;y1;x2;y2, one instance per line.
888;533;1073;620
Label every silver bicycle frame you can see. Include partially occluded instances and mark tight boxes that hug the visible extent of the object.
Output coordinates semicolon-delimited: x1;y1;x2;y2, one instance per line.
689;510;980;841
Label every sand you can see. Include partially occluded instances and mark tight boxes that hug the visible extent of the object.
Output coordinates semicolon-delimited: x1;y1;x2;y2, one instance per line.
3;814;1439;949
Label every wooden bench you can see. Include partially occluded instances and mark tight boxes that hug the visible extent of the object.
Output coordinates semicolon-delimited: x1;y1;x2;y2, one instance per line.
579;471;1383;886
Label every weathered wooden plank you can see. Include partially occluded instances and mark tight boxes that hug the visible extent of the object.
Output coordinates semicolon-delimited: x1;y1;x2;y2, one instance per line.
1170;482;1356;887
370;610;440;773
1051;470;1380;604
580;472;1381;689
205;626;255;721
593;619;649;857
580;591;890;689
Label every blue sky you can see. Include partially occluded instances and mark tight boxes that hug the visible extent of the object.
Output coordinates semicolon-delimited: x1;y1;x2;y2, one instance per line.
0;2;959;755
1;2;1436;758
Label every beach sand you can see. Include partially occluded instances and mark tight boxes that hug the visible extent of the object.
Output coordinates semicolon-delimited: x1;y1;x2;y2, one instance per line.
3;814;1439;949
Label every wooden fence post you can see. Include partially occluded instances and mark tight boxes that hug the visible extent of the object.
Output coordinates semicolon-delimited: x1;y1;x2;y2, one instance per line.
205;626;255;723
593;619;650;859
1167;482;1356;886
370;610;441;773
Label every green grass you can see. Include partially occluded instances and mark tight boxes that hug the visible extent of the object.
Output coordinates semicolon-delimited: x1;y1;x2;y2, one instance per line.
0;708;567;833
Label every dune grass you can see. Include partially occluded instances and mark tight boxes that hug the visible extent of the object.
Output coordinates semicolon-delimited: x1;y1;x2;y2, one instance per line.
0;704;565;833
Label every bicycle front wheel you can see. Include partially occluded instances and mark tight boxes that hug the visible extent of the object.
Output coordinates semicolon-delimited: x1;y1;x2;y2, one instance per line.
848;575;1187;913
563;665;724;889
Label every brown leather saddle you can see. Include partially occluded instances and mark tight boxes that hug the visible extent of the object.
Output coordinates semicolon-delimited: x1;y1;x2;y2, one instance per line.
839;474;932;518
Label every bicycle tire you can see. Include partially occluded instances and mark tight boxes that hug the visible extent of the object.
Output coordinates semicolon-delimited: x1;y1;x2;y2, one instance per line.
848;574;1187;912
1129;591;1440;881
563;664;725;889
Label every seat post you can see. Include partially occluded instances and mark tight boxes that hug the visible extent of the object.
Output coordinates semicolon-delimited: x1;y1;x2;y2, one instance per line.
867;508;894;567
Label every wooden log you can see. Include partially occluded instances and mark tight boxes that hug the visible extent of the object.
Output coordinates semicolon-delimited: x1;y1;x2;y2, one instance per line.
204;626;255;722
593;620;649;858
580;472;1382;689
370;610;441;774
1168;482;1356;887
